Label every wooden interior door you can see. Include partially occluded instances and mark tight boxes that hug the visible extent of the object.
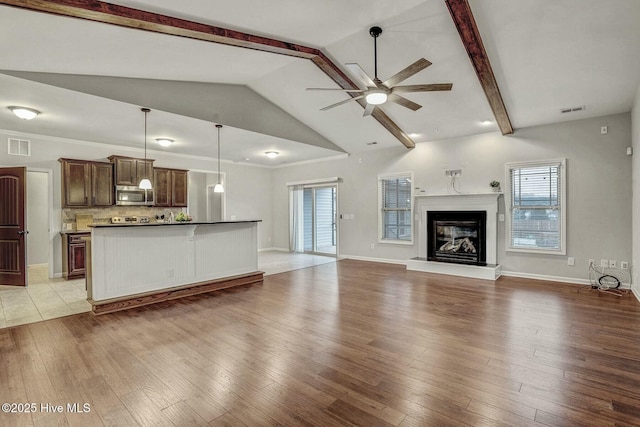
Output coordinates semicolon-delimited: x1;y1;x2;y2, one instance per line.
0;167;27;286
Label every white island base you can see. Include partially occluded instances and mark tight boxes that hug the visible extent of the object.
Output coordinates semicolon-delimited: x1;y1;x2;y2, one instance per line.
87;221;263;314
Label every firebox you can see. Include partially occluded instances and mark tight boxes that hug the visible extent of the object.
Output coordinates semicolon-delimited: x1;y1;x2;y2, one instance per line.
427;210;487;266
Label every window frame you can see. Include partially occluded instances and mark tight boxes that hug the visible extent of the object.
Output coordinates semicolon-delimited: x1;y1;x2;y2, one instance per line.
505;158;566;255
378;171;414;245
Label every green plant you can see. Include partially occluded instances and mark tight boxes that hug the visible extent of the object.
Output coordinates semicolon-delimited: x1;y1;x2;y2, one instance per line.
175;212;192;222
490;180;500;188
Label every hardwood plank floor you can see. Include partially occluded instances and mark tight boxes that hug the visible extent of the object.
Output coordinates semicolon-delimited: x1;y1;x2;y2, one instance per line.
1;259;639;426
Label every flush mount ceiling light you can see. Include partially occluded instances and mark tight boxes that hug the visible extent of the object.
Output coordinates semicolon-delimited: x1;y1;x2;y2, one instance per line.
365;89;388;105
138;108;153;190
8;106;40;120
214;124;224;193
480;120;493;125
265;151;279;159
155;138;173;147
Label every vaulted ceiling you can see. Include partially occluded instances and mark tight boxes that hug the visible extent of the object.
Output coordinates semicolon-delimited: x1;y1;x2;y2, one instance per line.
1;0;639;166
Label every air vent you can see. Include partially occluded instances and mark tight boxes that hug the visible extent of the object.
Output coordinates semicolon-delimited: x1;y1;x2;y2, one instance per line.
560;105;586;114
8;138;31;156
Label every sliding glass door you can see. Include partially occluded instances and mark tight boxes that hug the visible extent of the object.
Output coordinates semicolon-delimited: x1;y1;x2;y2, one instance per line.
303;185;336;256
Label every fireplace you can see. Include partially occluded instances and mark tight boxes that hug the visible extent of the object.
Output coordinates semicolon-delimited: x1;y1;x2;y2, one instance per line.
427;210;486;266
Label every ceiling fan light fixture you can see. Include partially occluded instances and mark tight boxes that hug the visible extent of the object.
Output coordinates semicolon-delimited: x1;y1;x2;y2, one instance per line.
265;151;279;159
9;106;40;120
156;138;174;147
366;91;387;105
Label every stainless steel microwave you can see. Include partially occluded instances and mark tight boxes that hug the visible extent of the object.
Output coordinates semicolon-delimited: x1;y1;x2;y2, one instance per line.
115;185;154;206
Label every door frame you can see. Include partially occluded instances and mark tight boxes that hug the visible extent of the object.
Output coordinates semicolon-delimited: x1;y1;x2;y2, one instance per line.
27;167;55;280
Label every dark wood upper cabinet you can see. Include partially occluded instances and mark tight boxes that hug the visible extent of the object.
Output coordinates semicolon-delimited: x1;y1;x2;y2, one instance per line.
91;162;114;206
61;159;113;208
171;169;188;207
153;168;171;207
109;155;154;186
61;159;91;207
154;168;188;207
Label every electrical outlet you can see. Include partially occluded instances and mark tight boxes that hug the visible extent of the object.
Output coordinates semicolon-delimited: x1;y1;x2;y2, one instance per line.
167;268;174;278
600;259;608;268
621;261;629;270
601;126;608;134
588;259;595;267
609;260;617;268
567;257;575;266
370;243;375;249
445;169;462;177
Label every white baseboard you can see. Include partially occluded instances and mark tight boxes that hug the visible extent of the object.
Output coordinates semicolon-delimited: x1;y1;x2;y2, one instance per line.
338;254;407;266
258;247;289;253
28;263;48;268
632;285;640;302
501;271;591;286
53;272;62;278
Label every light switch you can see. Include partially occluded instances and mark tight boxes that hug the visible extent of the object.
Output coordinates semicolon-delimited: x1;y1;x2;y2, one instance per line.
498;214;505;222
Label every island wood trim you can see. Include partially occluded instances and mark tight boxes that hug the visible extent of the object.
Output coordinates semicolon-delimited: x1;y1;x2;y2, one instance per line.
445;0;514;135
0;0;416;149
89;271;264;315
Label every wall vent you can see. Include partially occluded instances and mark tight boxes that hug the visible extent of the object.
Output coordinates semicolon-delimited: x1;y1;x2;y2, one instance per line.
560;105;586;114
8;138;31;156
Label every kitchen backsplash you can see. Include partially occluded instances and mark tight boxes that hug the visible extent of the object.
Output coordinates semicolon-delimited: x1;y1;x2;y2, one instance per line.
62;206;186;231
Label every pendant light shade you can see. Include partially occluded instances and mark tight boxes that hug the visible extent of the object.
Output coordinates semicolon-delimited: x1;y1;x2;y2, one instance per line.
139;108;152;190
214;124;224;193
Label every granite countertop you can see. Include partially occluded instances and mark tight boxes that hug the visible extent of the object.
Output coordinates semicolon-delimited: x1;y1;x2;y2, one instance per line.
89;220;261;228
59;230;92;235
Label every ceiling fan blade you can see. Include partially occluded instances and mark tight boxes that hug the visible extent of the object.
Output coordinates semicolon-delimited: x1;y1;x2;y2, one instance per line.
363;103;375;117
383;58;432;87
320;94;365;111
345;63;377;88
392;83;453;93
306;87;365;92
388;93;422;111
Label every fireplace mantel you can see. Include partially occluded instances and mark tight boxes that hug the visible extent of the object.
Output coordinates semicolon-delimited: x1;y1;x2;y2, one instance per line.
408;193;502;280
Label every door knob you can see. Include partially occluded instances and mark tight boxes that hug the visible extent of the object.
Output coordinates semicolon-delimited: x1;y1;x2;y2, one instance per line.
17;230;29;236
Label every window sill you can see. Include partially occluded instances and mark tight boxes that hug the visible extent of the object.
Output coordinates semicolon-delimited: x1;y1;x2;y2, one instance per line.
506;247;566;256
378;239;414;246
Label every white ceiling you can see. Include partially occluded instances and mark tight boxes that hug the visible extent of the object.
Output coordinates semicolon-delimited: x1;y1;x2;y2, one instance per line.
0;0;639;167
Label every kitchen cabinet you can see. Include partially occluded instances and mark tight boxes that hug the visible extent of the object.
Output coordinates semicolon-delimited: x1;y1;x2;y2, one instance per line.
62;232;90;279
60;159;113;207
109;155;154;186
154;168;188;207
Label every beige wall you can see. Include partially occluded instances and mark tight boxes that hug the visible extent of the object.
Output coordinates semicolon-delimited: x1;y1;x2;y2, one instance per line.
271;113;633;282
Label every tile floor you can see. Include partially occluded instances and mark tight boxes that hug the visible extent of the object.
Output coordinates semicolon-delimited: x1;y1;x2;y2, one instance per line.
0;265;91;329
0;251;336;329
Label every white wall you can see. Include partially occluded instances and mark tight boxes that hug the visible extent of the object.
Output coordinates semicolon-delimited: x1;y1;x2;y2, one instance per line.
26;170;49;265
271;113;633;282
1;132;273;277
632;85;640;294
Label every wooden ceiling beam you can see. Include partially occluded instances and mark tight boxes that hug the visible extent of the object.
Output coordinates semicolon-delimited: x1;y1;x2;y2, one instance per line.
0;0;415;148
445;0;514;135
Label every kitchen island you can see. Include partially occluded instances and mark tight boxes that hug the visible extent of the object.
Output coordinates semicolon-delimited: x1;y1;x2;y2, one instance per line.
87;220;262;314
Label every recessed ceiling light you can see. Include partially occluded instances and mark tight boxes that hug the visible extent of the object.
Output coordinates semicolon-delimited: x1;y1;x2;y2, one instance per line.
408;133;420;138
480;120;493;125
8;106;40;120
155;138;174;147
265;151;279;158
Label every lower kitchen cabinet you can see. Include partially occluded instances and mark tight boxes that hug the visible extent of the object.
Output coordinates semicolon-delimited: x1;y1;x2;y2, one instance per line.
62;232;90;279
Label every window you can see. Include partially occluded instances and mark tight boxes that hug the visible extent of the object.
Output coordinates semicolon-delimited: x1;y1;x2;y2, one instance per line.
378;172;413;244
505;159;566;254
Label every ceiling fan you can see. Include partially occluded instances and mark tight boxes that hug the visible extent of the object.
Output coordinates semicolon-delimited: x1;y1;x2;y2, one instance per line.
307;26;453;116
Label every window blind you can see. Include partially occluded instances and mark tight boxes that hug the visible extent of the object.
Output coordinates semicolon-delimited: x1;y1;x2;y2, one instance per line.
380;174;412;242
509;162;562;251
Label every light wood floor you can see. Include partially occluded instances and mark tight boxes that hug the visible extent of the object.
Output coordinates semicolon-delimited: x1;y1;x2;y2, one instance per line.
1;260;640;426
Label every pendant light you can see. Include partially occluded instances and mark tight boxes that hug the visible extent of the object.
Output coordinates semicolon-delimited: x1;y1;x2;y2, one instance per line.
138;108;153;190
214;124;224;193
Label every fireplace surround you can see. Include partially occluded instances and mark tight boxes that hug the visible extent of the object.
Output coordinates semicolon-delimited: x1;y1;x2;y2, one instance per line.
407;193;501;280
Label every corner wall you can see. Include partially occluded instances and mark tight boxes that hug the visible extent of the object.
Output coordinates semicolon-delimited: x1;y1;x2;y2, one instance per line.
272;113;633;282
632;85;640;295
